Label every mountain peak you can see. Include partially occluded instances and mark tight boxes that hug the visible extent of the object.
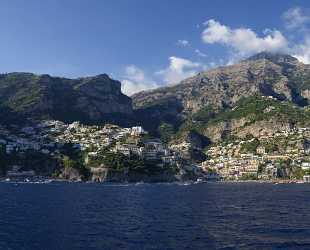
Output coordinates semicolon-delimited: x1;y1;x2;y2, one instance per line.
244;51;299;64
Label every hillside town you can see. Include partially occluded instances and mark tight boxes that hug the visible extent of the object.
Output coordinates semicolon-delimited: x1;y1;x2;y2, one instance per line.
0;121;156;158
200;127;310;182
1;120;310;182
0;120;200;181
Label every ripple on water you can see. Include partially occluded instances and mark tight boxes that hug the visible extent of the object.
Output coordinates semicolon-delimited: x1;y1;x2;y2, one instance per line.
0;182;309;249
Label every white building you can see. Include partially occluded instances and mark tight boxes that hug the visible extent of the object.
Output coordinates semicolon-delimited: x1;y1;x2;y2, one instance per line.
131;126;146;136
301;162;310;170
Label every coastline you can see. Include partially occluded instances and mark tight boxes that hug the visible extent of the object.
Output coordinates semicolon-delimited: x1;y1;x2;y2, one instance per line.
221;179;307;184
0;176;308;185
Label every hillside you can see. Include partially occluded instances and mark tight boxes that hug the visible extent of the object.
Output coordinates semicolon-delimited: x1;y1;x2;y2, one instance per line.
1;52;310;180
133;52;310;111
178;95;310;143
0;73;133;125
1;52;310;146
133;52;310;140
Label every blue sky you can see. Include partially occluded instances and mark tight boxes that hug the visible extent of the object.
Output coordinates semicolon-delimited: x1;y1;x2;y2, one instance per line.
0;0;310;95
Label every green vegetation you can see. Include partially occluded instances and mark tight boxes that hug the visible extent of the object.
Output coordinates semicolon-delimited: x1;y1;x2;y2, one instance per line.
62;156;78;169
239;173;258;180
134;99;183;137
262;140;279;153
0;149;61;176
207;95;310;126
0;73;42;112
175;121;201;137
62;155;90;179
171;95;310;149
87;148;177;175
191;105;215;123
292;167;305;179
257;163;264;174
59;143;90;179
240;138;260;154
0;72;133;126
100;151;141;172
292;73;310;92
158;122;175;143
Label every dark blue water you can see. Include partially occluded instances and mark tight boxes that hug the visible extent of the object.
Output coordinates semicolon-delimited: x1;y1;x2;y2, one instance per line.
0;182;310;250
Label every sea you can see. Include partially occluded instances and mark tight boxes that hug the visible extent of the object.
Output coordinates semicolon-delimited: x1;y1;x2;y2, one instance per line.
0;181;309;250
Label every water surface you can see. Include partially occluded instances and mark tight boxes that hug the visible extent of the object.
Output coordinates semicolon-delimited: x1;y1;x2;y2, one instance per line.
0;182;309;250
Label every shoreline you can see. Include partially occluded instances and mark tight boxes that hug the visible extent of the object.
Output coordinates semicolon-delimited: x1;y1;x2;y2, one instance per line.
0;176;308;185
220;179;307;184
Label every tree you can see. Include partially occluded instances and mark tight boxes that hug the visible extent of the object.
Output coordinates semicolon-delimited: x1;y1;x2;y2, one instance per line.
62;155;90;180
240;138;260;154
264;142;279;153
62;155;77;169
158;122;175;143
192;105;215;122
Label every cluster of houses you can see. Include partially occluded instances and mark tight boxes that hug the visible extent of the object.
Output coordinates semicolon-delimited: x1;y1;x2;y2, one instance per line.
112;139;180;164
0;123;57;155
0;120;187;176
49;121;181;165
5;118;310;182
200;127;310;180
0;121;150;156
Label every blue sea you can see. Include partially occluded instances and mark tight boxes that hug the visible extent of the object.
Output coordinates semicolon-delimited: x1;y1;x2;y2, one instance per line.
0;182;310;250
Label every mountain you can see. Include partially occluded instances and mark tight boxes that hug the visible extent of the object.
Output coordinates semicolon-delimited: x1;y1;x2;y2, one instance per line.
133;52;310;142
1;52;310;144
133;52;310;111
0;73;133;125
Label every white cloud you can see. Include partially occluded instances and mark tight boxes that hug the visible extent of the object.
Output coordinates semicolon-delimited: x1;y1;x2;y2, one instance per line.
195;49;207;57
293;37;310;64
122;7;310;97
121;65;160;96
122;57;204;95
177;40;190;47
281;7;310;64
156;56;202;84
177;39;207;58
283;7;310;30
202;19;288;56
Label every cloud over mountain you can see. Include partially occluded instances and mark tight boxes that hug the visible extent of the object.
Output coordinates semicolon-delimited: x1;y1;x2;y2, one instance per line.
123;6;310;96
121;65;160;96
202;19;288;56
156;56;202;84
283;7;310;30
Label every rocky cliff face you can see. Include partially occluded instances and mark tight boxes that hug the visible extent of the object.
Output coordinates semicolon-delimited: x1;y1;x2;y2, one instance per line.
203;118;294;142
133;52;310;116
133;52;310;141
0;73;132;125
89;166;195;183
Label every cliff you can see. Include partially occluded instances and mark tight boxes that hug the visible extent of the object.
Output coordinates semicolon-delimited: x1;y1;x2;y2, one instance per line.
0;73;133;125
133;52;310;113
133;52;310;143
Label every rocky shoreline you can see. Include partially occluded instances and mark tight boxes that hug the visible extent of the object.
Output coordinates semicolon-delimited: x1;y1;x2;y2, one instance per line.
1;176;308;185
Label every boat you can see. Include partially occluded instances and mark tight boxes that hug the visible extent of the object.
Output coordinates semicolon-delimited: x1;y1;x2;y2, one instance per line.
195;178;206;184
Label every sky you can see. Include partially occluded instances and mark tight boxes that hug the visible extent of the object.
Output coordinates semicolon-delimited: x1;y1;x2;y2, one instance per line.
1;0;310;95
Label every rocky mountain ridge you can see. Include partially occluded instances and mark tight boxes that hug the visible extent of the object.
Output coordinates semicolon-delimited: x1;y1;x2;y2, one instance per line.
1;51;310;146
133;51;310;113
132;52;310;140
0;73;133;125
1;52;310;181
